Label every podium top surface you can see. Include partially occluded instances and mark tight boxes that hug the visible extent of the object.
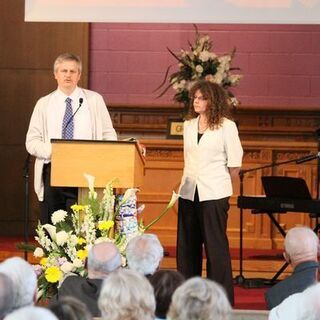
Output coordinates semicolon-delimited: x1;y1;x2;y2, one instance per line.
51;139;145;188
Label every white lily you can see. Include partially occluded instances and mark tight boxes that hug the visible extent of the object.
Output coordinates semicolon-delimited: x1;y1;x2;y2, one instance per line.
167;191;180;209
84;173;97;199
43;224;57;241
120;188;140;205
144;191;180;231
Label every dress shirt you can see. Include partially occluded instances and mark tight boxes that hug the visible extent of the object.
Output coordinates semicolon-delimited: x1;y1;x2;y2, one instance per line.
179;116;243;202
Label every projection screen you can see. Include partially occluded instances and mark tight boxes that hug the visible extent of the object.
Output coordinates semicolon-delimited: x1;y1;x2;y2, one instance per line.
25;0;320;24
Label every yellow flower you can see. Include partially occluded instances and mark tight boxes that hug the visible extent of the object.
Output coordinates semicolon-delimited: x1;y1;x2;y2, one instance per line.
98;220;114;231
71;204;85;213
77;237;86;245
76;249;88;260
40;257;48;266
45;266;62;283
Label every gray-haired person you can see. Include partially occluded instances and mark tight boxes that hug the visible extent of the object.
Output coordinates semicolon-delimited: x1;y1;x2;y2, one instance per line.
168;277;232;320
98;268;156;320
0;257;37;311
5;306;58;320
126;234;164;276
0;273;14;319
49;241;121;317
265;226;319;309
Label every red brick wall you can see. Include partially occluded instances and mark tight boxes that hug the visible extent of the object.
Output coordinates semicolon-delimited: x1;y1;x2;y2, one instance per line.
89;23;320;109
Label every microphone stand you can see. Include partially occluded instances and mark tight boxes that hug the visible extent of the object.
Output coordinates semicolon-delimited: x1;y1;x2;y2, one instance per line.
234;151;320;286
23;154;31;261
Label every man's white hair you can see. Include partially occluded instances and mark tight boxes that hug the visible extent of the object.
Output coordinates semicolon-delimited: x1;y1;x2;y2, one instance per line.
126;234;164;276
98;269;155;320
168;277;232;320
0;257;37;310
284;226;319;263
4;306;58;320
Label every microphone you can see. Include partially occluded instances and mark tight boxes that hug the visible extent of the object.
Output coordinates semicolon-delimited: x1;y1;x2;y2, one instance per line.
63;98;84;134
296;152;320;164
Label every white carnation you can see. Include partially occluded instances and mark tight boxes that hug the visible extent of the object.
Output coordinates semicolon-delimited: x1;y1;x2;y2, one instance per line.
70;234;78;246
199;51;211;62
33;247;44;258
51;210;68;225
73;258;83;268
213;73;223;84
60;261;74;273
56;231;68;246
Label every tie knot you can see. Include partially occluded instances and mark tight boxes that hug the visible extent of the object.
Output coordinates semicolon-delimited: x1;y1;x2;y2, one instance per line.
65;97;72;104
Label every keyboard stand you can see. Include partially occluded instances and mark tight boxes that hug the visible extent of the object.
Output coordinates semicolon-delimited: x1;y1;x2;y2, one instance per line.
252;209;288;283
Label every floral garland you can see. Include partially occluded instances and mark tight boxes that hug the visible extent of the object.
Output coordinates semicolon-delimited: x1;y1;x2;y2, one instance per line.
156;27;242;117
32;175;179;300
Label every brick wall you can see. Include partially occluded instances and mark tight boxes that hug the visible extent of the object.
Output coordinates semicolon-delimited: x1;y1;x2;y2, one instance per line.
89;23;320;109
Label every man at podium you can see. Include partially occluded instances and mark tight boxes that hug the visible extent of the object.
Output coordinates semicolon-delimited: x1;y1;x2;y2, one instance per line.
26;53;117;223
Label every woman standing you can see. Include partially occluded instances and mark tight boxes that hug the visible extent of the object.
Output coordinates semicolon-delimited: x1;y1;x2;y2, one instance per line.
177;80;243;305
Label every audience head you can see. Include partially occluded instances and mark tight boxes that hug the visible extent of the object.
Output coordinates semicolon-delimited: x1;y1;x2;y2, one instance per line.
0;273;14;319
126;234;164;276
168;277;232;320
149;269;185;319
0;257;37;310
4;306;58;320
98;268;155;320
284;226;319;267
49;296;92;320
87;241;121;279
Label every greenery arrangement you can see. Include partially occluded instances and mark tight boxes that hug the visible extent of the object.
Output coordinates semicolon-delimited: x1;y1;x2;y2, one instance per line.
156;27;242;117
31;175;179;300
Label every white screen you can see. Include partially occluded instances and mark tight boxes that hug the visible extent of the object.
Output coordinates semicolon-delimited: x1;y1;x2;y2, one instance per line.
25;0;320;24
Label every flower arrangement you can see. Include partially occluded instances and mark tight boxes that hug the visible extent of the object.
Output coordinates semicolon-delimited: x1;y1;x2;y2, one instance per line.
32;175;179;300
156;27;242;117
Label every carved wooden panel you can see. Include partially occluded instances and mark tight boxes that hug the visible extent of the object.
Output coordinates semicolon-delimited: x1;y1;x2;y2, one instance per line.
109;104;320;142
139;139;318;250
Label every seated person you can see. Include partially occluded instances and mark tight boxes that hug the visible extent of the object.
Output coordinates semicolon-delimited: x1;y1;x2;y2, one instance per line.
5;306;58;320
167;277;231;320
265;226;319;309
269;282;320;320
49;296;92;320
126;234;164;277
49;241;121;317
149;270;185;320
0;257;37;311
0;273;14;319
98;268;155;320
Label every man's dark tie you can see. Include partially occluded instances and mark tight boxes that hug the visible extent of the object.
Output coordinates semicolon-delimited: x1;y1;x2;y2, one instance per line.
62;97;74;139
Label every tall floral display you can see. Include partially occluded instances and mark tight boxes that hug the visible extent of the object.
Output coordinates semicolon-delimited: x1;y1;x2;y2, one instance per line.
32;175;179;300
157;28;242;117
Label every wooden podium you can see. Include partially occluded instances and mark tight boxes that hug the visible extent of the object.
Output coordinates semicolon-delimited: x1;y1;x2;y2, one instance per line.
51;139;145;199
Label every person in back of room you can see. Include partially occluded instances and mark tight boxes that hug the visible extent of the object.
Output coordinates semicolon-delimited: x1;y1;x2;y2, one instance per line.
176;80;243;305
265;226;319;310
26;53;117;224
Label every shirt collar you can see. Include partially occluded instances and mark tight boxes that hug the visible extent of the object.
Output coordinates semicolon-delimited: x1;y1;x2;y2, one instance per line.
56;86;81;102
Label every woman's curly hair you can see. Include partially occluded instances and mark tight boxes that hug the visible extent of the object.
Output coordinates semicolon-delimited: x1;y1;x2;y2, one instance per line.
186;80;233;129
